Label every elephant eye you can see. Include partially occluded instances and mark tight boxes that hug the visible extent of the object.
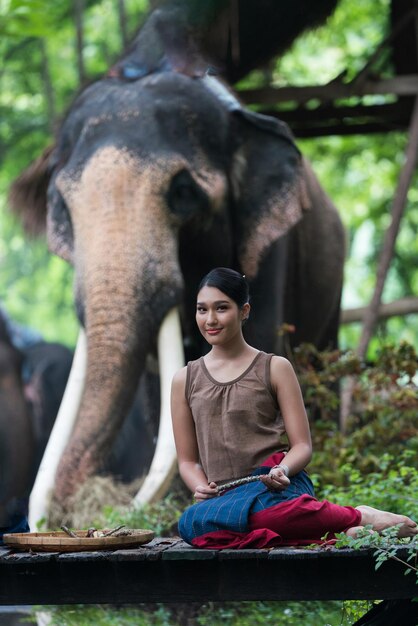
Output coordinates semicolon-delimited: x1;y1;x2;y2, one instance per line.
167;170;208;219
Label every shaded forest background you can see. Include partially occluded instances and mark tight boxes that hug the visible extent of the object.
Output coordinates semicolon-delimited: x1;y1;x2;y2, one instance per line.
0;0;417;354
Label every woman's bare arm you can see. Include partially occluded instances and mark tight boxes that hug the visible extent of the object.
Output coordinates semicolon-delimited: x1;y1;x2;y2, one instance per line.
171;367;218;500
261;356;312;490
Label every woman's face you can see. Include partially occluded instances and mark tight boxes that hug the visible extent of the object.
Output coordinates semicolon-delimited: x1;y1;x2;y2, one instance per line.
196;286;249;346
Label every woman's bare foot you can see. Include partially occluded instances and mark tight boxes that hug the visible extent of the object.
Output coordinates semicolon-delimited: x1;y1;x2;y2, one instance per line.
355;505;418;538
345;525;367;538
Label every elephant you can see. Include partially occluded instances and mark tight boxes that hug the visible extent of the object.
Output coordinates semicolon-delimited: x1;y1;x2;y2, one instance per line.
24;340;161;485
9;8;345;516
0;306;156;534
0;311;33;535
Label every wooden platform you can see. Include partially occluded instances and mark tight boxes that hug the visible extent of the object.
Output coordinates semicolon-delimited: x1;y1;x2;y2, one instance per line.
0;538;415;605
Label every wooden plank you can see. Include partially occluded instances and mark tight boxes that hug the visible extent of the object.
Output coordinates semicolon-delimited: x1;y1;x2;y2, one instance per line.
218;548;270;560
261;102;412;138
238;75;418;106
162;540;218;561
0;544;415;605
216;547;416;601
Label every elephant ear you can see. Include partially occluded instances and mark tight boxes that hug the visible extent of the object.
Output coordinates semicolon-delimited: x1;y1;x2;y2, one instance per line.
8;145;54;236
46;176;74;264
231;109;309;279
9;146;74;263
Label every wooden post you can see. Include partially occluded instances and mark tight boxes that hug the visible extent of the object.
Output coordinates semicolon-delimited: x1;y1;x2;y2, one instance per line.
357;94;418;358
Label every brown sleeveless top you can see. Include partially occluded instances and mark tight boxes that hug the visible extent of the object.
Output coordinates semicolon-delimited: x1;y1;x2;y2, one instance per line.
185;351;288;484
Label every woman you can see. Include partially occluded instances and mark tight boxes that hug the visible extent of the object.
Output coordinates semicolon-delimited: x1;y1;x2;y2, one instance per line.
171;268;417;548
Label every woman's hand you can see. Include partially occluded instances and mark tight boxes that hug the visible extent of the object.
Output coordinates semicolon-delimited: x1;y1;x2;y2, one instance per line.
194;482;218;501
260;467;290;491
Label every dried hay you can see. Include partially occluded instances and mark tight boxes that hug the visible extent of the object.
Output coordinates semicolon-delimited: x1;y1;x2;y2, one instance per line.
48;475;144;529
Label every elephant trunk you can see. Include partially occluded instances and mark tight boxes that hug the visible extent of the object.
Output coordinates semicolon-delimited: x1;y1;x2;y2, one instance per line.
54;260;181;504
52;151;184;504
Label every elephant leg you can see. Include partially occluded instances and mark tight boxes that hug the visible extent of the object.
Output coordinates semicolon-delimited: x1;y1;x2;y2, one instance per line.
106;366;159;482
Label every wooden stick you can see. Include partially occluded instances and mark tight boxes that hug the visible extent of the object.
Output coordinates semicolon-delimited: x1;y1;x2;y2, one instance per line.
102;525;126;537
61;525;78;538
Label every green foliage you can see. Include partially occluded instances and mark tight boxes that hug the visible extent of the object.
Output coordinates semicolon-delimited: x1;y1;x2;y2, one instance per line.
275;0;390;86
29;605;173;626
340;601;374;624
0;0;150;345
0;0;68;37
101;493;184;536
333;526;417;581
33;600;352;626
314;451;418;525
196;600;347;625
291;341;418;486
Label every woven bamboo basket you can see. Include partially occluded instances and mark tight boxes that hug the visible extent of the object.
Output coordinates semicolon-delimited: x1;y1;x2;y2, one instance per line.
3;529;154;552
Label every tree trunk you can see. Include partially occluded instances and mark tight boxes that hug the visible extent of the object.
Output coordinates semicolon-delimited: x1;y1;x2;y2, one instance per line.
39;39;56;134
74;0;85;86
118;0;128;48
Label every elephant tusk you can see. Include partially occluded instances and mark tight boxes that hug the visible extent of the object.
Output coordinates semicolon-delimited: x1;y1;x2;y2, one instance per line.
28;329;87;530
133;307;184;506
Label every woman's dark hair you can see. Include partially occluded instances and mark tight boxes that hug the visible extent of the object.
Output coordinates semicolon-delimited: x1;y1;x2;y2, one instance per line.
198;268;250;308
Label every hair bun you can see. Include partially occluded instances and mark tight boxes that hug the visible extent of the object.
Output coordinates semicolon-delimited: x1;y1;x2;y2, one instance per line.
198;267;250;307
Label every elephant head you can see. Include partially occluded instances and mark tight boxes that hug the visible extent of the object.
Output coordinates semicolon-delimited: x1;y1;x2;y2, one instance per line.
9;24;343;512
